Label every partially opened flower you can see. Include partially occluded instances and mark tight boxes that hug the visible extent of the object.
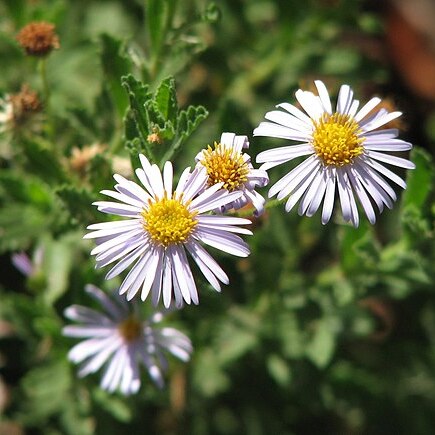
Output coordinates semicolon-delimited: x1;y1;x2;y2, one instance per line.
63;284;192;395
195;132;268;215
254;80;415;227
85;155;251;308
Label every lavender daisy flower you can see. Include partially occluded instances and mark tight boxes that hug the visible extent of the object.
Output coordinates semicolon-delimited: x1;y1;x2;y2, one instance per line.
254;80;415;227
85;155;252;308
195;132;268;215
63;284;192;394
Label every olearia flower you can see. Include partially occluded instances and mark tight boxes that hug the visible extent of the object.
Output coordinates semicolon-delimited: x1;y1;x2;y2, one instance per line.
254;80;415;227
85;155;252;308
195;132;268;215
63;284;192;394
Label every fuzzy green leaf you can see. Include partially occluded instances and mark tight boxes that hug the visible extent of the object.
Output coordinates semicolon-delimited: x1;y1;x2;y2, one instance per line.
155;76;178;123
100;33;131;117
55;185;99;226
20;138;67;185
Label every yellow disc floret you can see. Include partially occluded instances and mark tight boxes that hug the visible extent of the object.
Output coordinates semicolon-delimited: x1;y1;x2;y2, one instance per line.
312;113;365;166
200;142;249;191
142;195;197;247
118;316;142;342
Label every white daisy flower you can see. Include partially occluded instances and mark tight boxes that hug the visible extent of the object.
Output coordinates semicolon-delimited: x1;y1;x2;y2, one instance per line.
63;284;192;395
254;80;415;227
85;155;252;308
195;132;269;215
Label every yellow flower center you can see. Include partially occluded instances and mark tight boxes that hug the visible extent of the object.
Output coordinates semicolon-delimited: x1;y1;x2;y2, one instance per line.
142;195;197;247
312;113;365;166
200;142;249;191
118;316;142;342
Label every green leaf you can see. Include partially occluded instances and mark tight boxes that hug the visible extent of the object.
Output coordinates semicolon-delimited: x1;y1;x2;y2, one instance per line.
99;33;131;117
121;74;154;159
146;0;169;58
402;147;433;210
0;204;49;253
160;104;208;163
20;138;67;185
42;235;77;305
305;317;337;368
193;349;230;397
88;153;113;193
20;360;71;424
267;354;292;386
92;389;132;423
55;185;99;227
340;223;379;273
155;76;178;123
0;170;53;208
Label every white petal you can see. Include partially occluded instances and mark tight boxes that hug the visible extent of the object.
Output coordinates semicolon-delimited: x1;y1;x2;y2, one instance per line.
284;168;319;212
84;221;142;239
100;189;144;208
277;102;313;125
365;158;407;189
336;85;352;114
321;172;336;224
168;245;193;305
256;143;313;163
163;161;173;197
361;111;402;133
354;97;381;122
295;89;324;120
314;80;332;114
194;228;250;257
346;167;376;224
366;151;415;169
253;122;310;141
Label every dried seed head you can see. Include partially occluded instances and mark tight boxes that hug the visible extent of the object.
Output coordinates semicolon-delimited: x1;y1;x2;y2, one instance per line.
10;84;42;123
16;22;60;57
69;144;105;175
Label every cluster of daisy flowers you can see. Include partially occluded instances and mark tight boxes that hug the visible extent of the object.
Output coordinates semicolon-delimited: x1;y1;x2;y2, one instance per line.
64;81;415;395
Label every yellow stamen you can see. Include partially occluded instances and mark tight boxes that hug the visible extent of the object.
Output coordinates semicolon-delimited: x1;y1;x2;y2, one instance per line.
200;142;249;191
118;316;142;342
312;113;365;166
142;195;197;247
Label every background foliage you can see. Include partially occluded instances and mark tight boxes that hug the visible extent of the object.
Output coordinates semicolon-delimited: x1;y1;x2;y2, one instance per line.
0;0;434;434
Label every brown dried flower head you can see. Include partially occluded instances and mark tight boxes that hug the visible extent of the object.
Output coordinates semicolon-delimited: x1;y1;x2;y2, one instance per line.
69;144;105;176
147;132;163;144
16;22;60;57
10;84;42;124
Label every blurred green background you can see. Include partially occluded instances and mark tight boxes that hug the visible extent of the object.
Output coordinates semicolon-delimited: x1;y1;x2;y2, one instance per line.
0;0;434;434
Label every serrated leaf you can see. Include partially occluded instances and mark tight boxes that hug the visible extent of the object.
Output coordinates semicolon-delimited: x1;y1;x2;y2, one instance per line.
121;74;154;159
20;138;67;185
155;76;178;124
0;204;49;253
56;185;99;226
88;153;113;193
0;170;53;208
160;104;208;163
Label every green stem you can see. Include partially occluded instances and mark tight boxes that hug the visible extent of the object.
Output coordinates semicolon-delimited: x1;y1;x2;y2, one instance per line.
38;58;55;140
